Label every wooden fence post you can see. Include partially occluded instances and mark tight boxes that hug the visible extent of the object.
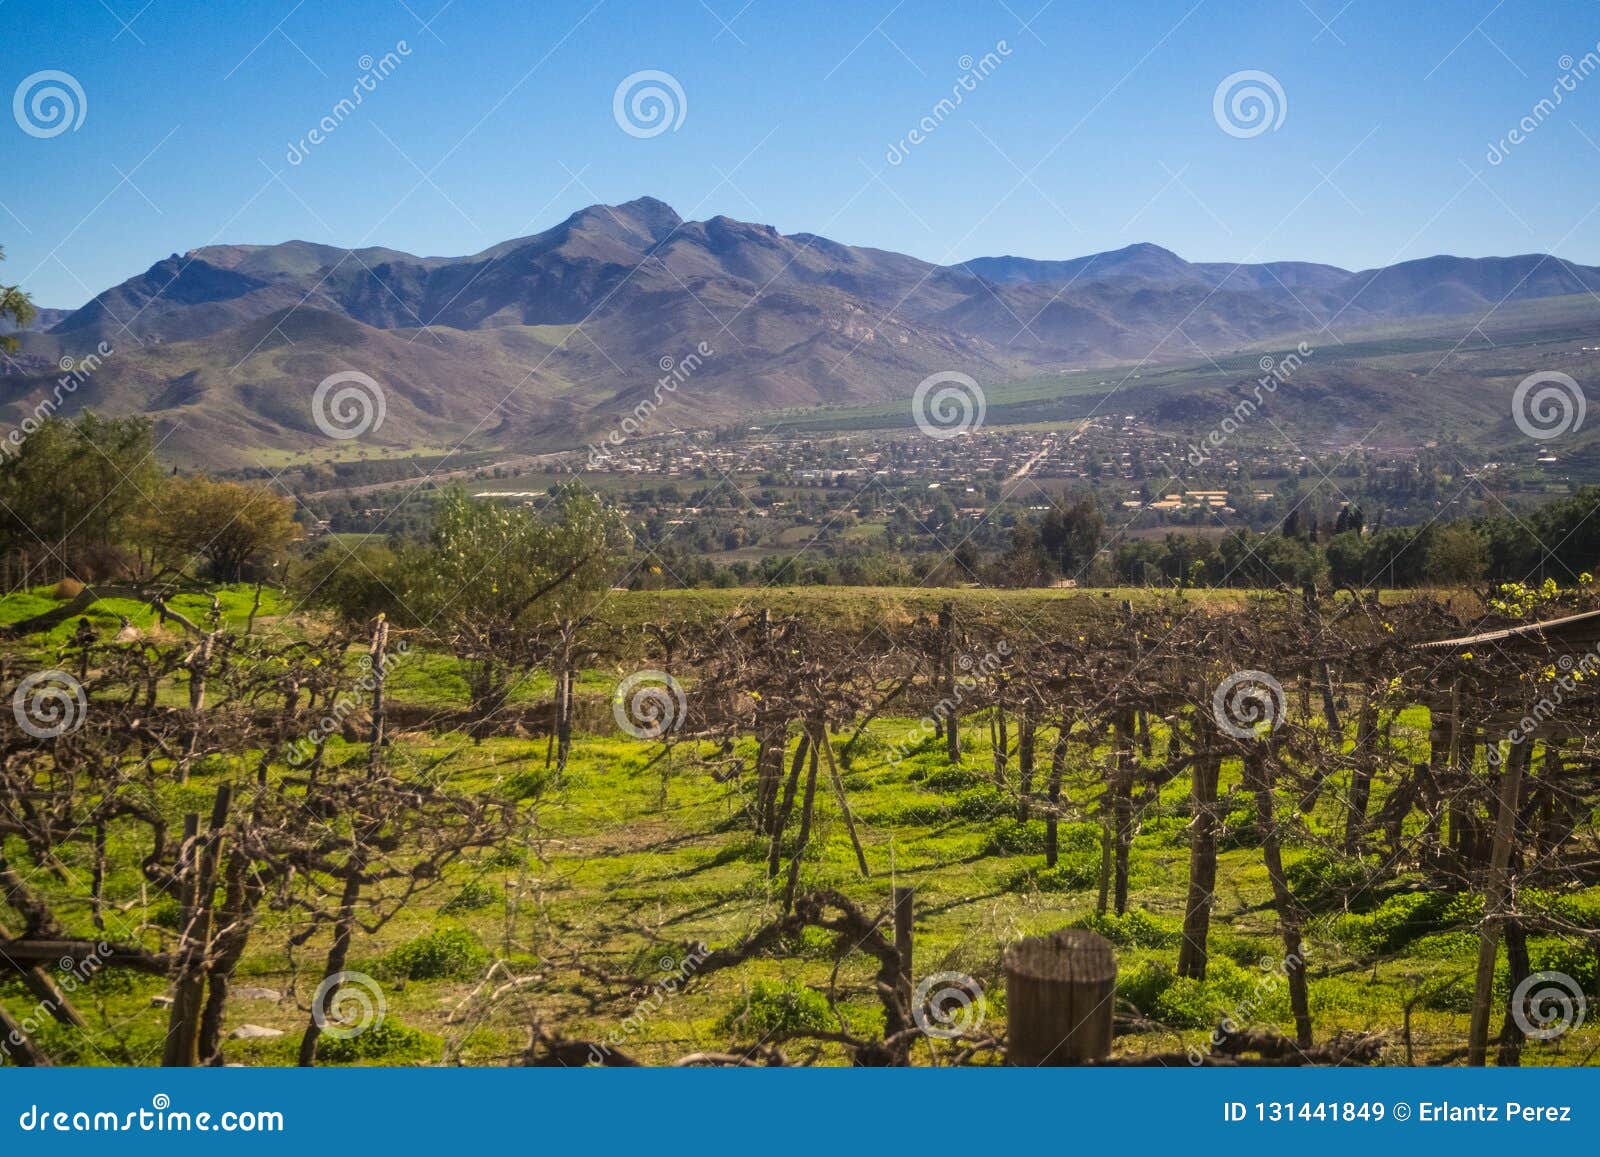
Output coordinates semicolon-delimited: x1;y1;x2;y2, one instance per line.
892;885;914;1012
1177;747;1221;980
1468;736;1531;1065
367;615;388;773
162;783;231;1067
1004;929;1116;1065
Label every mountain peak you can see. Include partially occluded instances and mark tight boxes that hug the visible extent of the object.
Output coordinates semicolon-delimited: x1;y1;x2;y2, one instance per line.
956;242;1194;287
563;196;682;239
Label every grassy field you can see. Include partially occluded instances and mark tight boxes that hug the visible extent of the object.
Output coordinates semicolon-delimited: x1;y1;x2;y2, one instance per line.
3;582;1589;1067
9;690;1596;1067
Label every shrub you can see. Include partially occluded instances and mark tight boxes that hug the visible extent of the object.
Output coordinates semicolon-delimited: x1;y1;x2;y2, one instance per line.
1126;956;1284;1030
1117;959;1177;1015
871;782;1007;826
1524;888;1600;930
1410;932;1475;959
381;928;489;980
440;881;500;914
913;766;982;791
483;845;527;869
1070;908;1178;948
1286;850;1381;908
1533;939;1599;990
1215;798;1260;849
719;980;833;1036
839;730;885;760
952;785;1006;820
981;818;1047;855
1208;931;1273;968
1332;891;1478;956
52;578;85;600
150;898;184;931
765;925;838;961
1006;851;1100;893
1142;814;1190;847
1153;976;1218;1028
1054;822;1103;854
315;1018;436;1063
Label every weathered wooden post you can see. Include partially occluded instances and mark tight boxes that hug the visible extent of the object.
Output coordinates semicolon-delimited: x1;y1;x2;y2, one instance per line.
1004;929;1116;1065
1468;735;1532;1065
179;631;215;783
892;885;914;1011
1178;743;1221;980
367;614;388;772
939;601;959;764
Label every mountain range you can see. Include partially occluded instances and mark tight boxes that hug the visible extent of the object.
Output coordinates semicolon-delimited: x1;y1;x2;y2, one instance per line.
6;196;1600;466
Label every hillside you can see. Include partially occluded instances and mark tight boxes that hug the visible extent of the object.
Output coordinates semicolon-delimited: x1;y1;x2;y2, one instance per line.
5;197;1600;465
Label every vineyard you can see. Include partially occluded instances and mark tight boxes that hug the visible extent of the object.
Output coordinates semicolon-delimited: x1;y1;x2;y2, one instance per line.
1;581;1597;1067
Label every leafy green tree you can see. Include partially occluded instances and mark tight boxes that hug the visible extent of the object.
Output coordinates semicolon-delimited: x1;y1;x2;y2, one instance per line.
394;486;629;718
1038;495;1104;576
139;474;301;581
0;244;35;354
0;412;159;580
996;517;1051;587
293;538;402;625
1424;523;1489;587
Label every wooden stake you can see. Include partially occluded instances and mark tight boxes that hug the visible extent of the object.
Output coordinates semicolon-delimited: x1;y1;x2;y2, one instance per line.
1004;929;1116;1065
1468;738;1530;1065
817;723;869;877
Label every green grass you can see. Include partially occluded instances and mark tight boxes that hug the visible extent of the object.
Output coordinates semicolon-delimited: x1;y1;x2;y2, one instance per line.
7;691;1594;1068
1;585;1589;1066
0;583;289;649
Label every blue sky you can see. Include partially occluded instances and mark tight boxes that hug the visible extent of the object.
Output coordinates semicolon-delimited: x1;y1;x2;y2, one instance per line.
7;0;1600;307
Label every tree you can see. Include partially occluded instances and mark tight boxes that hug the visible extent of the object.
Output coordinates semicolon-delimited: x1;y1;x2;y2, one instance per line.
142;475;301;581
394;486;629;718
1038;495;1104;577
0;412;160;580
1425;523;1489;586
294;538;402;625
1;244;36;353
997;517;1051;587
